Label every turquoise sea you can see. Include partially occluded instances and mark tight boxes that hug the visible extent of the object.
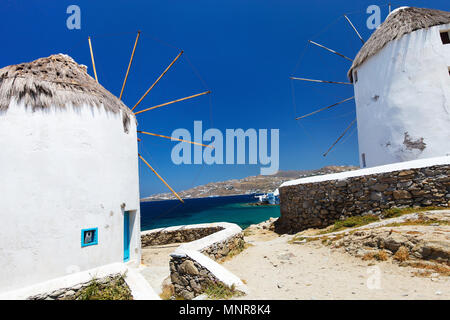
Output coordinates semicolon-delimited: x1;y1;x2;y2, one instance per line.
140;194;280;231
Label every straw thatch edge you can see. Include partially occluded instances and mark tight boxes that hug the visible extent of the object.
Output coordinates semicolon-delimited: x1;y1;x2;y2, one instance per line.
348;7;450;81
0;54;135;133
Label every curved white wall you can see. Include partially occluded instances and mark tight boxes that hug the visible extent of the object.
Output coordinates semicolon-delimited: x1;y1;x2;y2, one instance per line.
0;102;141;293
353;23;450;167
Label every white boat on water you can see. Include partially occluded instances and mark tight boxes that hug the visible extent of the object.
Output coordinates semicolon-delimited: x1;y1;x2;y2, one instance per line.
255;189;280;205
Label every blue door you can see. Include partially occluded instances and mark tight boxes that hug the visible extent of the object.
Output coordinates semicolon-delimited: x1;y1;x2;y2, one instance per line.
123;212;130;262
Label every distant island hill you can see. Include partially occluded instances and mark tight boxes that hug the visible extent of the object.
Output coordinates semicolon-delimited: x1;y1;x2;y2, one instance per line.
141;166;358;201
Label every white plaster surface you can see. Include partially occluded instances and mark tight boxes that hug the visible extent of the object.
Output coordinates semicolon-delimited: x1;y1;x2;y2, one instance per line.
353;23;450;167
281;155;450;187
0;102;141;293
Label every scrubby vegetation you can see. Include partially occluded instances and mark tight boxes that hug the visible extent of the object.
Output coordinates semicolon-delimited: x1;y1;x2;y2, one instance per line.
219;242;253;263
407;261;450;277
76;275;132;300
159;283;175;300
393;246;410;262
382;206;447;219
362;250;389;261
203;281;244;300
319;215;380;234
385;219;449;228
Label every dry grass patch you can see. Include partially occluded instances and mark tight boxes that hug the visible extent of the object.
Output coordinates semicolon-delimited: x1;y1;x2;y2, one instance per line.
393;246;409;262
74;274;132;300
218;241;252;263
385;219;449;228
362;250;389;261
407;261;450;277
159;283;174;300
382;206;447;219
318;215;380;235
203;281;244;300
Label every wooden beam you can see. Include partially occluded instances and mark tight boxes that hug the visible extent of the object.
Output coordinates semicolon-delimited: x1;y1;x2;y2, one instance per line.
138;154;184;203
132;50;184;111
119;31;141;100
138;131;213;148
296;97;354;120
308;40;353;62
290;77;352;85
134;91;211;115
344;15;365;44
323;118;357;157
88;36;99;82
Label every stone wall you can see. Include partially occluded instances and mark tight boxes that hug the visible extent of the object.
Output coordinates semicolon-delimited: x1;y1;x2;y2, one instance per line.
276;164;450;234
170;233;245;299
141;226;223;247
170;257;220;300
27;274;129;300
201;233;245;261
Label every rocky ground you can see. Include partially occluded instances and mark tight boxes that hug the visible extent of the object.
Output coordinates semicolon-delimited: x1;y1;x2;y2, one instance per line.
222;210;449;299
142;166;357;201
139;210;449;300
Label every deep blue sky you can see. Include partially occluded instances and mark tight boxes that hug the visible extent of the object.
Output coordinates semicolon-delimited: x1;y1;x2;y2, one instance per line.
1;0;448;197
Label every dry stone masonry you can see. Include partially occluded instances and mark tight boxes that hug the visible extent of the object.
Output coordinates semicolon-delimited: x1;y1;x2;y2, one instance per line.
141;226;223;246
276;164;450;234
141;223;245;300
26;274;130;300
170;233;244;299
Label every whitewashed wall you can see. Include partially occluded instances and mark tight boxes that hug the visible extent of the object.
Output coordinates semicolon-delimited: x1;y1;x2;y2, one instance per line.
353;23;450;167
0;102;141;294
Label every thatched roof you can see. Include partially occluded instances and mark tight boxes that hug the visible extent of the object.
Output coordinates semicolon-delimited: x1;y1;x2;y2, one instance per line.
0;54;134;123
348;7;450;81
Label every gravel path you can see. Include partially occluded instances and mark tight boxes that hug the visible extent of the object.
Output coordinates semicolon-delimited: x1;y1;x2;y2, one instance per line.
222;233;449;300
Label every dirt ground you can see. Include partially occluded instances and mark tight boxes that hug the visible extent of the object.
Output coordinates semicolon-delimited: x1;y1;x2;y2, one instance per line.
222;230;449;300
139;212;449;300
140;244;181;295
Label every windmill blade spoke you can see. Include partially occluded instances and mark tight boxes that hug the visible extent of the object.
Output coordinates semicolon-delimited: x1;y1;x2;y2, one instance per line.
344;15;365;44
290;77;352;85
296;97;354;120
323;118;357;157
138;131;213;148
134;91;211;115
132;50;184;111
308;40;353;62
138;154;184;203
88;36;99;82
120;31;141;100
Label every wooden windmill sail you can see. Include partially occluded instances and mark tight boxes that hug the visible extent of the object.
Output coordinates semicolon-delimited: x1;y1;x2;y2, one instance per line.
292;5;450;164
87;32;212;203
290;12;366;157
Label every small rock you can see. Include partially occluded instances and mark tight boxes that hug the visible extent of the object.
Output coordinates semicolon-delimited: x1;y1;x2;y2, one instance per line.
179;260;199;275
62;290;76;298
435;291;442;296
430;273;440;278
277;283;283;289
